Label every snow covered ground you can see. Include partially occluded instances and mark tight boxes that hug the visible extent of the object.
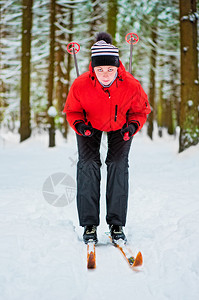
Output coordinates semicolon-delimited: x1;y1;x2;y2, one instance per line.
0;128;199;300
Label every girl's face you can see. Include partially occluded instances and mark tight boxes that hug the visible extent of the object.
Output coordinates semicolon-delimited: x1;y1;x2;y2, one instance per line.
94;66;118;85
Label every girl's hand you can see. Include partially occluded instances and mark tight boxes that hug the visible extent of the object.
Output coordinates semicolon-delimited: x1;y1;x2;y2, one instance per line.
121;123;138;140
75;122;94;137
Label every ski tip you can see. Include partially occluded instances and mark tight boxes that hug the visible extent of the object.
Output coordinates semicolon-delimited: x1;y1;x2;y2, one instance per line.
87;251;96;269
132;251;143;267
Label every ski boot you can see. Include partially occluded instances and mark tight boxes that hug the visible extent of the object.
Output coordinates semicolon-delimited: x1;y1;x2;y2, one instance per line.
83;225;98;244
109;225;127;244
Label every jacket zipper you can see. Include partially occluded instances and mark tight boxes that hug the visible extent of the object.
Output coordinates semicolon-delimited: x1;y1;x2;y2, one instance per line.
104;89;110;99
114;105;118;122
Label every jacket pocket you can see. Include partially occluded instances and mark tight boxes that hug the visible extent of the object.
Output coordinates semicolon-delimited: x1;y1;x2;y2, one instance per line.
114;105;118;122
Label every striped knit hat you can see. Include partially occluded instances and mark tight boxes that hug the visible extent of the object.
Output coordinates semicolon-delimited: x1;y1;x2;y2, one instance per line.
91;32;119;68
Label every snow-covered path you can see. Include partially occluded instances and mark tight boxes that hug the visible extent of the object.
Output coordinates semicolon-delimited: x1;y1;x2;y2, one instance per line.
0;130;199;300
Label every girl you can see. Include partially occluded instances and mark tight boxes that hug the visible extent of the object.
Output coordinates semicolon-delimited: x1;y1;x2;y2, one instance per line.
63;32;151;244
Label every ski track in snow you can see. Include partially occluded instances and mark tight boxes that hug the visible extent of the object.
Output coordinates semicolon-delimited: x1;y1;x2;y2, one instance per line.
0;129;199;300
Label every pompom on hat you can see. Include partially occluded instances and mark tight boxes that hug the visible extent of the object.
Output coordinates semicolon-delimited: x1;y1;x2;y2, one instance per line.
91;32;119;68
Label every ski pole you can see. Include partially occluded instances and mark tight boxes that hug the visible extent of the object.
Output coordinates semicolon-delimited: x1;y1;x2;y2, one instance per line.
124;33;139;141
125;32;139;74
67;42;91;136
67;42;80;77
123;110;130;141
129;37;133;74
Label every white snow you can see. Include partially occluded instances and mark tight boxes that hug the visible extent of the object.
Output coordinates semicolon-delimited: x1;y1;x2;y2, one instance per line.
183;47;188;52
181;15;189;21
47;106;57;117
0;128;199;300
187;100;193;107
181;13;198;23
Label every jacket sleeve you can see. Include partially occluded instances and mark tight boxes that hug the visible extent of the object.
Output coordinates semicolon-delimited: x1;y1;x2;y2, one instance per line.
63;80;85;134
128;83;151;135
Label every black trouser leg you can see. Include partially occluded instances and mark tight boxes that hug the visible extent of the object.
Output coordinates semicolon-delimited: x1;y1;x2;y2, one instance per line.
76;131;102;226
105;130;133;226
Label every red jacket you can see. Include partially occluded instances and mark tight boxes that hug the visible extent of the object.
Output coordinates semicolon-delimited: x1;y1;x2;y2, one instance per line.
63;61;151;135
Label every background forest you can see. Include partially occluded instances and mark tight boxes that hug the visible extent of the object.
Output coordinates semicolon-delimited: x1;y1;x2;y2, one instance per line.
0;0;199;152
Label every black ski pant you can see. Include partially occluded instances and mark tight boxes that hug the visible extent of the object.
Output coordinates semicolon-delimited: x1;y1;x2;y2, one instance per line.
76;129;133;227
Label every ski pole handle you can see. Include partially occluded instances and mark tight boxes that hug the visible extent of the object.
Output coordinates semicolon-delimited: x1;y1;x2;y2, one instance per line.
123;132;130;141
125;32;139;45
85;130;91;136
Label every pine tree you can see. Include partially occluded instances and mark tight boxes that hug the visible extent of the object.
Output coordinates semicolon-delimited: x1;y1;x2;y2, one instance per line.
47;0;56;147
0;0;22;132
147;25;157;139
20;0;33;142
107;0;118;43
31;0;50;132
55;1;69;137
179;0;199;152
89;0;105;47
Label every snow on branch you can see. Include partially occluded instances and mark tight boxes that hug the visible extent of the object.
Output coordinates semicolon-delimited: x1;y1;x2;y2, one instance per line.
181;12;198;23
56;0;87;9
55;22;76;34
33;0;49;10
0;0;15;12
90;0;103;8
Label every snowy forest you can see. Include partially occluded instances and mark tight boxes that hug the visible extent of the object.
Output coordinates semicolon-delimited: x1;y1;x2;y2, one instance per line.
1;1;199;299
0;0;199;151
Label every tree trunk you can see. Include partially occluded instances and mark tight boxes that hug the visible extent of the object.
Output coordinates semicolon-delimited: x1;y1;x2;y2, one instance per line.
20;0;33;142
63;2;74;138
56;41;65;114
157;57;165;137
89;0;104;47
48;0;56;147
65;3;73;98
56;3;68;137
167;99;174;135
157;79;164;137
179;0;199;152
107;0;118;44
86;0;105;70
168;55;179;135
147;26;157;139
